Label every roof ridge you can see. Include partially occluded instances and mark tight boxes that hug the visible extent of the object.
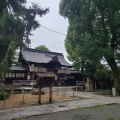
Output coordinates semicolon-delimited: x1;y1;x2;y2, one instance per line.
23;48;63;56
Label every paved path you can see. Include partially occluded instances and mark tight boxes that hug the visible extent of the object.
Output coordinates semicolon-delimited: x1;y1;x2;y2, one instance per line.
0;91;120;120
24;104;120;120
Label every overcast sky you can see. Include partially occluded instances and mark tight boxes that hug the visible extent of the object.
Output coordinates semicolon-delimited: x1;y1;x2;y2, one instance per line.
27;0;69;62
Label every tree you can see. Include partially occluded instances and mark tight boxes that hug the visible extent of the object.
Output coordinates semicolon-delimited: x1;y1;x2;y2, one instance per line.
0;0;49;79
59;0;120;93
35;45;50;51
0;0;49;63
25;39;31;48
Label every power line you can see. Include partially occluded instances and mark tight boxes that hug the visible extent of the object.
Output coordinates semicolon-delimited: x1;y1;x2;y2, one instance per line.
40;25;120;45
40;25;67;36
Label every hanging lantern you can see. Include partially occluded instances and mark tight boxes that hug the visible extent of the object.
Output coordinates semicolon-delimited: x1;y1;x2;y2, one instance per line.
27;73;31;80
19;73;21;77
6;73;8;77
9;73;12;77
22;73;25;78
35;67;38;72
29;66;32;72
12;73;15;77
30;64;34;72
16;73;19;78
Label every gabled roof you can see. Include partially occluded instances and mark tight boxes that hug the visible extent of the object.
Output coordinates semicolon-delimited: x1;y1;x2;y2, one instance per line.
21;48;72;67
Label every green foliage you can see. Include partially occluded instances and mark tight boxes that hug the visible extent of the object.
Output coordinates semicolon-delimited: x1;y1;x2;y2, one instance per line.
94;70;109;89
35;45;50;51
25;39;31;48
60;0;120;63
94;70;108;81
0;0;49;61
0;92;10;100
97;89;112;96
84;62;96;78
59;0;120;92
0;0;49;79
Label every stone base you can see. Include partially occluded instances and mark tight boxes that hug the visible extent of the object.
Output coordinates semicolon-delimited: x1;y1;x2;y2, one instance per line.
85;85;93;92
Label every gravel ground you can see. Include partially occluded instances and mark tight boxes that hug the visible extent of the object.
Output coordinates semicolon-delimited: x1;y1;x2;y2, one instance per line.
0;93;73;109
24;104;120;120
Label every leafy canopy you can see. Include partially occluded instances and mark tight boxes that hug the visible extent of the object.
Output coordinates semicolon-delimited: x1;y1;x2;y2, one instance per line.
0;0;49;64
59;0;120;92
35;45;50;51
0;0;49;79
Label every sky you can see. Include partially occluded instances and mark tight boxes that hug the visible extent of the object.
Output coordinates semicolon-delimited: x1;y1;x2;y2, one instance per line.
27;0;69;62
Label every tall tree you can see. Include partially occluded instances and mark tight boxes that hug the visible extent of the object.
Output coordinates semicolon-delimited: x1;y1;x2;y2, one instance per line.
0;0;49;79
59;0;120;93
35;45;50;51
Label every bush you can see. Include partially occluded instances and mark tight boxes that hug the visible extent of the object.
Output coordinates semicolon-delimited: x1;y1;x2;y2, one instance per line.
0;92;10;100
94;70;108;80
97;89;112;96
94;70;108;89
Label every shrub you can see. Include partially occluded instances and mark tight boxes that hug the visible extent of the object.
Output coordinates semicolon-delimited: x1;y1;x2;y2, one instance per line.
97;89;112;96
0;92;10;100
94;70;108;89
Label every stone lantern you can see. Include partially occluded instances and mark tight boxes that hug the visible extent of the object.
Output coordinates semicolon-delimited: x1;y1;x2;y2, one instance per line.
85;78;93;91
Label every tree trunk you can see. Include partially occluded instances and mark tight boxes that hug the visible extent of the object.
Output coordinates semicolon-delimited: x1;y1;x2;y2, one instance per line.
106;57;120;94
0;43;9;65
0;41;10;80
0;65;2;80
81;58;86;81
100;82;103;89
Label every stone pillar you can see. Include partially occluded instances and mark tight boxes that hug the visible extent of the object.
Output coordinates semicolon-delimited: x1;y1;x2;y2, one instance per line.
85;78;93;91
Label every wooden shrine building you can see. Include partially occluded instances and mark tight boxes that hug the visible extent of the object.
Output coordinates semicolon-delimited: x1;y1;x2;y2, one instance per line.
5;48;83;85
5;48;83;86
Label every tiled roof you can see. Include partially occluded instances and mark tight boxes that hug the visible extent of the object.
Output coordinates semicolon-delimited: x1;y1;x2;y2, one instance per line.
21;48;72;67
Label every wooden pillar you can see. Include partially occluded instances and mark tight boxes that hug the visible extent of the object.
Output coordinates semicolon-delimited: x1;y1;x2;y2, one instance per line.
22;88;25;104
32;72;34;80
39;85;41;104
49;84;52;103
